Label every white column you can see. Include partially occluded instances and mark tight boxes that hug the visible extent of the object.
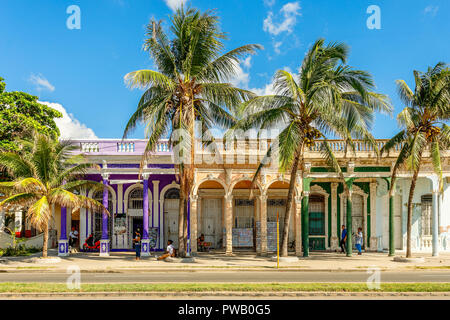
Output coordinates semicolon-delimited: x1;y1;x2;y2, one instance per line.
429;175;440;256
117;184;124;213
225;193;233;255
190;194;199;255
152;180;161;249
369;182;378;251
330;183;339;250
14;211;22;236
432;191;439;256
259;193;268;256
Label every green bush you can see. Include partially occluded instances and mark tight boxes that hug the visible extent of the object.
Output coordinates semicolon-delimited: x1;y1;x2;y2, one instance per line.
1;245;41;257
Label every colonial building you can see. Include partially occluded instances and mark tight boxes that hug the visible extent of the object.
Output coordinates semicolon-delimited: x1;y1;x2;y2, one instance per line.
1;138;449;256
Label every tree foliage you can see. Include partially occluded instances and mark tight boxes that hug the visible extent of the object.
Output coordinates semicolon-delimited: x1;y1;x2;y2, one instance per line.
0;77;62;152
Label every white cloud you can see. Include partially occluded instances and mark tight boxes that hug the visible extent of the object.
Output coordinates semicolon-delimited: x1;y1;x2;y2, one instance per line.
230;62;250;88
39;101;98;140
242;56;252;69
250;80;276;96
274;41;283;54
28;74;55;92
424;5;439;16
263;1;301;36
164;0;187;12
264;0;276;7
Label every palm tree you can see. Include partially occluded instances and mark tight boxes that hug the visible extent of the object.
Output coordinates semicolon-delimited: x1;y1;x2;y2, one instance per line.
123;6;261;256
233;39;391;256
381;62;450;258
0;133;107;258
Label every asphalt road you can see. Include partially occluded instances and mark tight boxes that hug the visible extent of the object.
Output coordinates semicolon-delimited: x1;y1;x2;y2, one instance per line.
1;271;450;283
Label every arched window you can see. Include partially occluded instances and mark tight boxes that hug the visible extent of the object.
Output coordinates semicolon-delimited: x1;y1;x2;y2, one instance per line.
129;188;144;209
165;188;180;199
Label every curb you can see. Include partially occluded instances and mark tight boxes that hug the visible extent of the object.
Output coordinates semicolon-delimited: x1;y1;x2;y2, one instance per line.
0;268;396;273
0;291;449;299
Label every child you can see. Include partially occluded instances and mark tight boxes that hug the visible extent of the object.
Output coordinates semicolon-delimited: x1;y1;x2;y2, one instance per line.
133;230;141;261
355;227;363;255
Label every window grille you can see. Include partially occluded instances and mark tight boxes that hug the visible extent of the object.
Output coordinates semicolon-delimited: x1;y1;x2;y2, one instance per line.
129;188;144;209
421;194;432;237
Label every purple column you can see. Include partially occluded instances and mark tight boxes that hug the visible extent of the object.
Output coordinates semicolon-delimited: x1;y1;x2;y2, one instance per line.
143;178;149;239
102;178;109;240
60;207;67;240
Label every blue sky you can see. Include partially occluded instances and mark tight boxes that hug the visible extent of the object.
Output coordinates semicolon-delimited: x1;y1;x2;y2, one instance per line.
0;0;448;139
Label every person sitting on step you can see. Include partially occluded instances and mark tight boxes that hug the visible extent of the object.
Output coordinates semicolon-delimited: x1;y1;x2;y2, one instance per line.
157;240;176;260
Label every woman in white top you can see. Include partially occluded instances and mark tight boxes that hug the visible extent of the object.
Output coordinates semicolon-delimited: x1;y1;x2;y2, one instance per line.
355;227;363;255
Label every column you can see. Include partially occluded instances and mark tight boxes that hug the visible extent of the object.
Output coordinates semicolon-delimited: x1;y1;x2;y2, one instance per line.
141;174;150;256
369;182;378;251
330;183;339;250
190;194;198;255
429;175;440;257
225;193;233;255
58;207;69;257
14;211;22;237
152;180;160;249
259;193;268;256
294;195;302;256
301;191;310;257
389;190;395;256
432;191;439;257
100;174;110;257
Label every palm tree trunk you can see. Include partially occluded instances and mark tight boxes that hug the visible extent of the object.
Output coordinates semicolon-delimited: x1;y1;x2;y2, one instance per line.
406;165;420;258
42;223;49;258
281;153;301;257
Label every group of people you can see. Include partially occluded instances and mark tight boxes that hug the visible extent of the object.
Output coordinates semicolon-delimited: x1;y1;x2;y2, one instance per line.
340;225;364;255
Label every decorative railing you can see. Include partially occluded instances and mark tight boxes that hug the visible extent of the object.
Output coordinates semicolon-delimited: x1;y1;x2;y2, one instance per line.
75;139;441;156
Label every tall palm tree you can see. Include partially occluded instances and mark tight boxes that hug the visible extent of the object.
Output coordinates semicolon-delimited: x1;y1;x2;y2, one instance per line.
233;39;391;256
381;62;450;258
123;6;261;256
0;133;106;258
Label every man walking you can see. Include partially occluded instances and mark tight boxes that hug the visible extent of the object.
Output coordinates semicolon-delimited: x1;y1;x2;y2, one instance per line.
340;225;347;254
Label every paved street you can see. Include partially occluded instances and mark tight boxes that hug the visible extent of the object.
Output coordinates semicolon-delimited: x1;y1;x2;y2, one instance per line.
1;271;450;283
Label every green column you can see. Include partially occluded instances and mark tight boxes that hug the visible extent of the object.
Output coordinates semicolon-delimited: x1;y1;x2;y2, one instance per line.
345;178;355;257
346;197;353;257
301;178;314;258
301;192;310;257
389;195;395;256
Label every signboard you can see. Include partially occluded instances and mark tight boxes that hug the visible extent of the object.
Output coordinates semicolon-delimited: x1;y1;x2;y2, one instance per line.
114;214;127;235
148;227;159;249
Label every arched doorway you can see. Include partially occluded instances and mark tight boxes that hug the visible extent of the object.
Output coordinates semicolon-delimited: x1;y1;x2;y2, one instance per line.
128;187;144;249
164;188;180;248
232;179;260;250
342;192;366;249
266;180;294;252
197;180;225;251
309;194;326;251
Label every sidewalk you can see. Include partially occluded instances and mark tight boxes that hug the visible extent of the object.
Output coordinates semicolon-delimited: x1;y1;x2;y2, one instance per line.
1;250;450;272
